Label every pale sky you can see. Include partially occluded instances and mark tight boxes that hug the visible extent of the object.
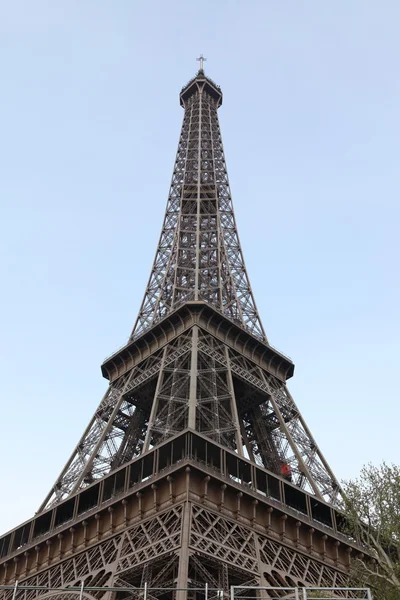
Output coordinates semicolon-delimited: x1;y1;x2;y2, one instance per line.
0;1;399;534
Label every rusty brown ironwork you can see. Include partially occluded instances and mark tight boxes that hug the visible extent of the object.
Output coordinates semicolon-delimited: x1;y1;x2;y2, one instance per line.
0;67;359;599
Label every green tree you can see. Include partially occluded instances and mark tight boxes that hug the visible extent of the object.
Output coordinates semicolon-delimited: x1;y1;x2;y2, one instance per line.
344;462;400;599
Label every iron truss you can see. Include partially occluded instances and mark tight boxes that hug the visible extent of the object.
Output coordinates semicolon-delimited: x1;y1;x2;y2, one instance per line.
131;73;266;342
40;323;340;509
39;70;341;512
0;502;355;599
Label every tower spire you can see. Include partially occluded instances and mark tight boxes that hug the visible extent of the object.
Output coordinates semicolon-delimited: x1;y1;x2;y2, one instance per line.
196;54;206;72
131;69;266;343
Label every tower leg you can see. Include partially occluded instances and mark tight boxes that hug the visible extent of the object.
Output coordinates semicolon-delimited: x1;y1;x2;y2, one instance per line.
176;502;191;600
219;563;229;600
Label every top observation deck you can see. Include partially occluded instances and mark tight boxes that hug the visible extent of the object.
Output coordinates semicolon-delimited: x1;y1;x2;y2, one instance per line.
180;69;223;108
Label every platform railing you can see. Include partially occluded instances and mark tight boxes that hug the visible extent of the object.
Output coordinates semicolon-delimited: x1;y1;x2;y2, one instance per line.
0;584;372;600
231;586;372;600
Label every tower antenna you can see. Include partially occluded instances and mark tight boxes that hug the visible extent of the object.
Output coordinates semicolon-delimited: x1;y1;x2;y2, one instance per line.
196;54;206;71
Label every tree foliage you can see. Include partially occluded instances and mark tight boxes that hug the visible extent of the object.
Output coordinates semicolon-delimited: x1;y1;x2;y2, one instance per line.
343;462;400;599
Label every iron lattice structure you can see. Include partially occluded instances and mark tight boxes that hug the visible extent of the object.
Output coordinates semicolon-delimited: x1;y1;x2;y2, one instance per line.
39;70;339;511
0;69;363;600
131;72;265;342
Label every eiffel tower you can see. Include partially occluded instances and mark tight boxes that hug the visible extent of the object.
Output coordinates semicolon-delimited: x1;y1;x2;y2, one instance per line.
0;65;363;600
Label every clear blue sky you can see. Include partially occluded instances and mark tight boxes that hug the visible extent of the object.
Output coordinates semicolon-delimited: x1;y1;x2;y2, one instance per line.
0;1;399;534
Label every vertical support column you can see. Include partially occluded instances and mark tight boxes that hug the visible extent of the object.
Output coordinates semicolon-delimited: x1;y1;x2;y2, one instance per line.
219;562;229;599
224;347;244;456
142;347;168;452
188;326;198;429
194;84;203;300
11;580;19;600
140;563;152;594
240;419;255;462
176;501;191;600
171;103;193;310
254;531;269;598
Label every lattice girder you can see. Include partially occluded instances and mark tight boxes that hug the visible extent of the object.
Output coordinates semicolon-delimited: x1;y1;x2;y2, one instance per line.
0;66;367;600
1;496;351;598
40;307;339;511
36;69;340;520
131;72;265;342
